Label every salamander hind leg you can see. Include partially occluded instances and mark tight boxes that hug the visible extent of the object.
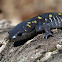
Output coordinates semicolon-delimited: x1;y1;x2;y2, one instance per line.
43;25;53;39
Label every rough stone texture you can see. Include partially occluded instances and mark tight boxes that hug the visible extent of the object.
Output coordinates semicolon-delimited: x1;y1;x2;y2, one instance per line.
0;20;62;62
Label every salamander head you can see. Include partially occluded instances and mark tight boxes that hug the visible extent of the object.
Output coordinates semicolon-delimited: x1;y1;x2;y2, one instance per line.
8;30;29;42
8;31;23;42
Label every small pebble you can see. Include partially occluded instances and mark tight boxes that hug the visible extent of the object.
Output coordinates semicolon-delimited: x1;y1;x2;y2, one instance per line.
56;44;62;49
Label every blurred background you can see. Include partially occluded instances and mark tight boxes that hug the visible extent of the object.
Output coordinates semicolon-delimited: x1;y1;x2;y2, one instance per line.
0;0;62;25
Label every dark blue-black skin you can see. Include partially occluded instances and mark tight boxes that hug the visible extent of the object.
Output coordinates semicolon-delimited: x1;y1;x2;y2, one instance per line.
8;12;62;42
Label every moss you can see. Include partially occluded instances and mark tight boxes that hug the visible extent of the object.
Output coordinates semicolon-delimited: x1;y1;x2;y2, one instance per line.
51;47;57;52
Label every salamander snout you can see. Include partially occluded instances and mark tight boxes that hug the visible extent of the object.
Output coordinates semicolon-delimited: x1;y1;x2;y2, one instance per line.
8;31;23;42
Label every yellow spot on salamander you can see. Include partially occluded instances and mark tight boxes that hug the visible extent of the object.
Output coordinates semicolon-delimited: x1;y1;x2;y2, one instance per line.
38;16;42;19
27;24;31;27
58;13;61;15
27;22;31;24
49;14;52;17
34;20;37;23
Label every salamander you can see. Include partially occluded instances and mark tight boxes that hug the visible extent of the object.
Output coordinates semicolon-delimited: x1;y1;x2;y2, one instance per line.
8;12;62;43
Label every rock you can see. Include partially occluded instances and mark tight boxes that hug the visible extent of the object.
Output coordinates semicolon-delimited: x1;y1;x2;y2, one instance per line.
56;44;62;49
0;19;13;29
40;52;52;62
0;19;62;62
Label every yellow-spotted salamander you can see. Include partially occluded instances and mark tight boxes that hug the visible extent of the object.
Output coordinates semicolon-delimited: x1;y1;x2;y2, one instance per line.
8;12;62;43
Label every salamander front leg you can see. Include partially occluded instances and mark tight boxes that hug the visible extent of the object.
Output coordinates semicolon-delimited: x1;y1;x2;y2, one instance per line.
43;26;53;39
35;24;53;39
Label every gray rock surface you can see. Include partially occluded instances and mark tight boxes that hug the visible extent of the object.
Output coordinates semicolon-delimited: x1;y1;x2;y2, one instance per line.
0;19;62;62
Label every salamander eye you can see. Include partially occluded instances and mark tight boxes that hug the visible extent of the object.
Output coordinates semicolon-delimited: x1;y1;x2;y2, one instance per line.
17;32;22;36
